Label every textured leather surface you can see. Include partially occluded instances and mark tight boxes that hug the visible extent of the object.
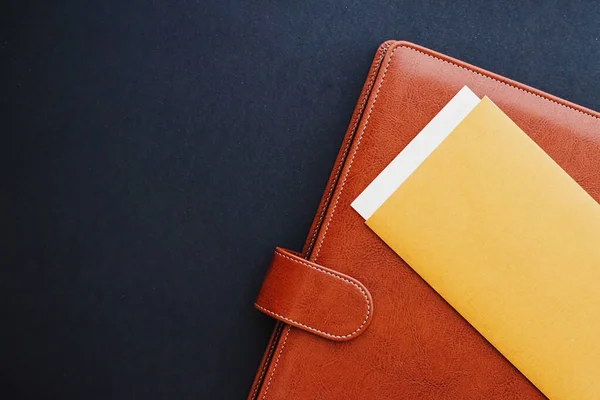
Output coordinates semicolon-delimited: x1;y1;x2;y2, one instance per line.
255;248;372;341
250;41;600;399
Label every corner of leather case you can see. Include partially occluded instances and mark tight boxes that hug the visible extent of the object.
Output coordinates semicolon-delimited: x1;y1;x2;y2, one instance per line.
254;247;373;341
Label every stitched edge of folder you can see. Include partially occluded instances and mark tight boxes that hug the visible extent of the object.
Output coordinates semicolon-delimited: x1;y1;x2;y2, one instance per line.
312;44;600;262
412;48;600;121
305;42;392;254
312;46;398;262
250;323;284;400
255;250;371;339
261;326;291;400
254;43;391;400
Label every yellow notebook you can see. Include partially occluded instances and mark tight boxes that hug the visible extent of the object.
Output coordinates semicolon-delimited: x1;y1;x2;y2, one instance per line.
367;97;600;400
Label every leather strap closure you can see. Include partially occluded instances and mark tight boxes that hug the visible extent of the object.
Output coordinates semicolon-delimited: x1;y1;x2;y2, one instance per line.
255;247;373;341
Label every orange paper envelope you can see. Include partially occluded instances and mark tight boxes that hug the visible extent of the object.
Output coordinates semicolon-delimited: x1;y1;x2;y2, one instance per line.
366;97;600;400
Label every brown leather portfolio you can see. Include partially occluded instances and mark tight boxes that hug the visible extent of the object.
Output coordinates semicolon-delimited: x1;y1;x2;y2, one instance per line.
247;41;600;399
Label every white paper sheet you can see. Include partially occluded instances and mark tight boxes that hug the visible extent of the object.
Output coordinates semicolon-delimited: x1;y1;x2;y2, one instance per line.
351;86;481;220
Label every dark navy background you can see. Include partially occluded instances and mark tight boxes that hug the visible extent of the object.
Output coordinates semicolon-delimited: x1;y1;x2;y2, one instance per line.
3;0;600;398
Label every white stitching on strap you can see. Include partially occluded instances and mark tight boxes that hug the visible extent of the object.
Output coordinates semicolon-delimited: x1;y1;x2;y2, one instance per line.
256;250;371;339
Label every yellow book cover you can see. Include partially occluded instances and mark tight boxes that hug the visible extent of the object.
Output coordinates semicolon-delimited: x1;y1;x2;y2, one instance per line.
367;97;600;400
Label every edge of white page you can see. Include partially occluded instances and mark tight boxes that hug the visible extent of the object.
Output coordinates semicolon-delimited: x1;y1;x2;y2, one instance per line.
351;86;481;220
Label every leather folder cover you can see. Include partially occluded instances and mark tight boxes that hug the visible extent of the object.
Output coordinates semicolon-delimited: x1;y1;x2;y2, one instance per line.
248;41;600;400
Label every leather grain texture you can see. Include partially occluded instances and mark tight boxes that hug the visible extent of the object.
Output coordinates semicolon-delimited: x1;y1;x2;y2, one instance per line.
249;40;600;399
255;248;373;341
